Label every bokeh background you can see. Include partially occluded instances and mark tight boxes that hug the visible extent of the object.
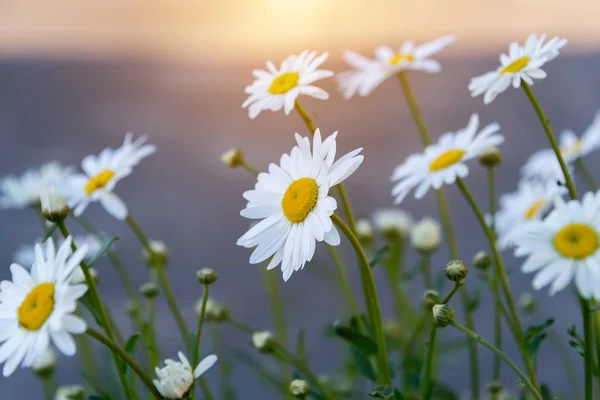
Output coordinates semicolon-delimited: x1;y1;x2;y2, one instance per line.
1;0;600;397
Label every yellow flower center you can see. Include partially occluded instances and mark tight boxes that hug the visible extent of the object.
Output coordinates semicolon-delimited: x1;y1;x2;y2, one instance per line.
561;139;583;158
500;56;530;74
18;283;55;331
281;178;319;223
85;169;115;195
553;223;599;259
429;149;466;172
390;53;414;65
268;72;300;95
524;199;546;219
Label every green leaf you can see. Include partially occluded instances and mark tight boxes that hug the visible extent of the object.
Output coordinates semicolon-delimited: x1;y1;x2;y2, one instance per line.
332;321;378;356
540;384;553;400
431;382;460;400
87;396;111;400
524;318;555;342
80;293;103;327
527;332;548;361
350;345;376;381
88;236;119;266
368;385;404;399
296;328;306;362
369;245;389;269
42;224;58;242
569;338;585;358
118;333;140;374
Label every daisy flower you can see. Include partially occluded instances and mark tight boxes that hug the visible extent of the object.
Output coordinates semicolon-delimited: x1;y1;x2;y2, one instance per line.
512;192;600;298
153;352;217;399
237;130;363;281
469;33;567;104
371;208;413;237
337;35;456;99
242;50;333;119
494;180;565;249
0;162;74;210
521;148;570;183
391;114;504;204
13;234;102;269
63;134;156;220
0;237;88;376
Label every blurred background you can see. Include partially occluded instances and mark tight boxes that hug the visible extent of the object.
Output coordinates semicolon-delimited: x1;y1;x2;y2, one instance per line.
1;0;600;397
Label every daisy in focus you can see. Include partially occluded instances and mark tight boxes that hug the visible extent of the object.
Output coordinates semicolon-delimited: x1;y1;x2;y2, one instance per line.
494;180;565;249
237;130;363;281
153;352;217;399
242;50;333;119
469;33;566;104
337;35;456;99
0;162;74;210
63;134;156;220
391;114;504;204
0;237;88;376
13;234;102;268
512;192;600;298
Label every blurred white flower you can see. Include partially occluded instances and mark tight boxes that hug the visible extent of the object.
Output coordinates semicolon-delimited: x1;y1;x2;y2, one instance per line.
372;208;413;237
55;385;85;400
410;217;442;252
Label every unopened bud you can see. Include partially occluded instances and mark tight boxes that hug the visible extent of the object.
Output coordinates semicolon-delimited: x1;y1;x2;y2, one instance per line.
221;148;244;168
519;293;537;313
32;349;56;378
197;298;230;322
197;268;217;285
356;219;374;242
143;240;169;265
125;299;139;317
423;289;441;310
290;379;310;398
433;304;455;327
445;260;467;284
479;147;502;168
41;185;69;222
139;282;159;298
473;251;492;270
486;380;504;394
410;218;441;253
55;385;85;400
252;331;276;354
384;319;403;339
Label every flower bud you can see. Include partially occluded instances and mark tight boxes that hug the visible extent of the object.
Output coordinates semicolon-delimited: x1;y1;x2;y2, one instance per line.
519;292;537;313
410;217;442;253
423;289;441;310
196;298;230;322
433;304;455;327
445;260;467;284
221;148;244;168
473;251;492;270
125;299;139;317
252;331;276;354
139;282;159;298
384;319;403;340
290;379;310;398
356;219;374;242
372;208;413;238
55;385;85;400
143;240;169;265
479;146;502;168
486;380;504;394
40;185;69;222
32;348;56;378
70;266;97;285
197;268;217;285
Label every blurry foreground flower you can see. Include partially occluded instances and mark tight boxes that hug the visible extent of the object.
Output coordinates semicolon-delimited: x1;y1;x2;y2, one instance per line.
237;130;363;281
63;133;156;220
521;147;571;183
153;352;217;399
55;385;85;400
391;114;503;204
0;162;74;210
338;35;456;99
469;33;566;104
0;237;88;376
512;192;600;298
410;217;441;253
242;50;333;119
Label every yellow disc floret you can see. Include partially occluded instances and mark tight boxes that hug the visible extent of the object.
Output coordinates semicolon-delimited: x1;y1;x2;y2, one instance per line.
500;56;530;74
390;53;414;65
85;169;115;195
18;283;56;331
429;149;466;172
282;178;319;223
269;72;300;95
553;223;599;259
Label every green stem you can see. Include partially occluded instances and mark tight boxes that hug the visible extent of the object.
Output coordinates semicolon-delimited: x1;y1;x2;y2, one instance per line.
581;298;594;400
521;82;577;200
450;321;542;400
397;72;431;146
327;245;366;332
155;264;190;349
56;221;133;399
275;345;331;399
420;253;434;289
420;326;437;399
455;178;540;391
294;99;317;134
442;283;462;304
146;296;160;372
386;238;417;325
226;316;255;335
332;214;391;384
193;284;210;369
86;327;164;399
487;167;502;382
42;377;54;400
402;315;426;393
575;158;600;191
240;160;259;176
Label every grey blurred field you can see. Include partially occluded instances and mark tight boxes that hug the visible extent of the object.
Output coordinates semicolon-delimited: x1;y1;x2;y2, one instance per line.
1;53;599;398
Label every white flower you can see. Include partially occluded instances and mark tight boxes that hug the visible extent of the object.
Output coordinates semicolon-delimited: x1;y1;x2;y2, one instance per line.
237;130;363;281
355;218;374;240
495;180;566;249
338;35;456;99
0;162;74;209
391;114;504;204
469;33;566;104
410;217;442;252
13;235;102;269
153;352;217;399
0;237;88;376
512;192;600;298
372;208;413;237
521;148;571;183
63;134;156;220
55;385;85;400
242;50;333;119
31;348;56;375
